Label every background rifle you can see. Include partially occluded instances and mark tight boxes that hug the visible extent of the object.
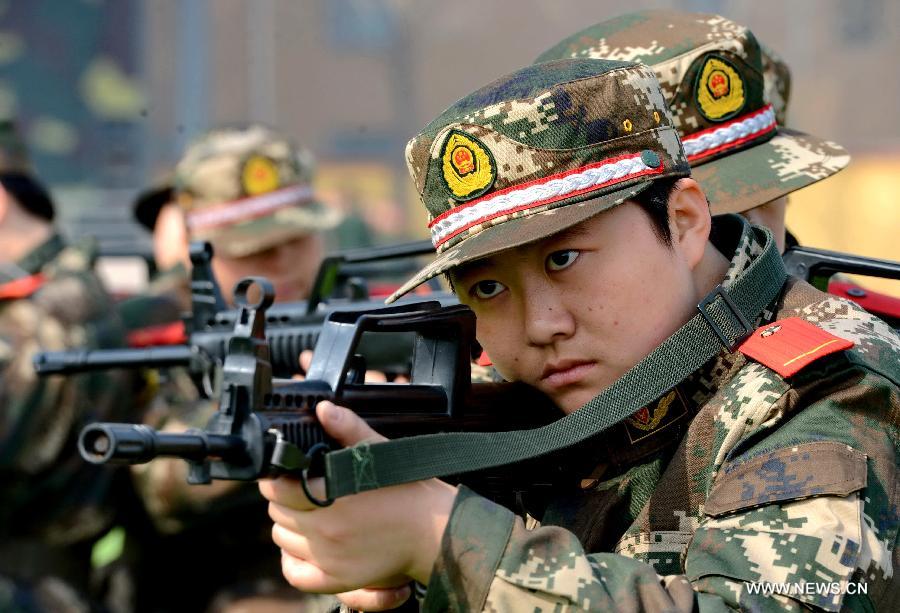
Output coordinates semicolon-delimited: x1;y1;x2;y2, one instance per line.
34;240;458;394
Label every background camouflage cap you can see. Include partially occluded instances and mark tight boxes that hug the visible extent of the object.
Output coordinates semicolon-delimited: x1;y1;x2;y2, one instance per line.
535;10;850;215
174;123;341;258
389;59;689;302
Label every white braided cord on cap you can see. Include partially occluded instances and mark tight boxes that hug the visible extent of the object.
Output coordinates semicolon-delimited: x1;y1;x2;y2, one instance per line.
186;184;314;230
430;154;656;248
682;105;776;162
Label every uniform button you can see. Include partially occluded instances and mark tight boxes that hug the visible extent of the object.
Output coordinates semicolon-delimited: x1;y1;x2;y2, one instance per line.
641;150;661;168
847;287;867;298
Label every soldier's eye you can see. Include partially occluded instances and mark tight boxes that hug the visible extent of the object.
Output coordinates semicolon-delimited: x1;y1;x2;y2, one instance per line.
471;280;506;300
546;250;579;272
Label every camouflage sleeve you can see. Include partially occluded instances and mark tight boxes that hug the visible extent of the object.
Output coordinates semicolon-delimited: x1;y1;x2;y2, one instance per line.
423;486;698;612
0;298;76;473
684;364;899;612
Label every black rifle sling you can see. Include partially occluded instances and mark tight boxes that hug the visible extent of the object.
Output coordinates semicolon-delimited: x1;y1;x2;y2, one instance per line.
323;225;787;500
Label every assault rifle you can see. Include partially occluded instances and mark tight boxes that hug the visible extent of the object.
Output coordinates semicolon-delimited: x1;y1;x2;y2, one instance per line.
78;278;564;510
34;240;456;395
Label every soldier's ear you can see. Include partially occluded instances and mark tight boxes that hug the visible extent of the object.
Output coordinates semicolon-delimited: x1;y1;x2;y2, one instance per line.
666;178;711;270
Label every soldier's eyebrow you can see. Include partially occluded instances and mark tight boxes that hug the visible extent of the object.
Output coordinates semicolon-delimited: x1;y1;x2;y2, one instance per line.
544;222;593;247
450;257;495;282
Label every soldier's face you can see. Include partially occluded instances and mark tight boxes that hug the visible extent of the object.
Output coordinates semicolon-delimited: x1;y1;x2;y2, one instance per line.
212;233;324;304
452;199;705;413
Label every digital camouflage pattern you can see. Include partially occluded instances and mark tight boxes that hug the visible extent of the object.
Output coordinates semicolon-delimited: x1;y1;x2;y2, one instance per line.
175;124;341;258
423;217;900;612
0;235;137;611
391;58;689;301
534;10;850;216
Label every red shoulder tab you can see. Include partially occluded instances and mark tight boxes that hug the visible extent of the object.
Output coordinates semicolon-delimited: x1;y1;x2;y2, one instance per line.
737;317;853;378
0;273;46;300
127;321;187;347
828;280;900;320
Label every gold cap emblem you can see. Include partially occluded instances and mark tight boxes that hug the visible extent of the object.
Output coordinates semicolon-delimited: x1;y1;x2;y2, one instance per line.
696;56;746;121
440;130;496;201
241;155;281;196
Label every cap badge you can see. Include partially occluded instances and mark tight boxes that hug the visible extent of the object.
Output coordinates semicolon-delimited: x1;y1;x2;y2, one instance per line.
440;130;496;201
241;155;281;196
696;56;746;121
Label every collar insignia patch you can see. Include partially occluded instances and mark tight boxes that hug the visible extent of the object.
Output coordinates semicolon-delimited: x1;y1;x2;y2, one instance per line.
624;388;689;444
440;129;496;201
241;155;281;196
695;55;746;122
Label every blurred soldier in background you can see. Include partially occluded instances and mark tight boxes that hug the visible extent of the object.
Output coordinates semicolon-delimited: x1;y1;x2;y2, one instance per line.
129;124;341;613
0;119;139;612
132;177;187;277
115;180;187;335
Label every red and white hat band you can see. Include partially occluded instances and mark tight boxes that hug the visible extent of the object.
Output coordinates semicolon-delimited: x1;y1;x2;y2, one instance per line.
428;153;663;249
682;104;776;163
186;184;314;231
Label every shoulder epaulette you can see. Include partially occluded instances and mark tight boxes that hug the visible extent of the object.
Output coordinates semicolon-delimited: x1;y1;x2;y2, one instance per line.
126;321;187;348
0;273;46;301
829;280;900;321
737;317;854;378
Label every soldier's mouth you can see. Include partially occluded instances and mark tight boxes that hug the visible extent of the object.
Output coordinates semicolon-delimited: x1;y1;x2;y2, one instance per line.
540;360;596;389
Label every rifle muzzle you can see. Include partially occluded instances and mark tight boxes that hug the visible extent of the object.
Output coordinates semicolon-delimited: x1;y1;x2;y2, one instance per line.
78;423;247;465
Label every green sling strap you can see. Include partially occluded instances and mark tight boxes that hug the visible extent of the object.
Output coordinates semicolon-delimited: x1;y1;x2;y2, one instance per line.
321;224;787;501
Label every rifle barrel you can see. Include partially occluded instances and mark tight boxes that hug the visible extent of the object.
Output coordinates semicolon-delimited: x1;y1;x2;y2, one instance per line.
79;423;247;464
33;346;197;374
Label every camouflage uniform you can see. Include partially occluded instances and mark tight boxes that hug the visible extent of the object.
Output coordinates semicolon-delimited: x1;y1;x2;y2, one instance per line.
384;57;899;611
0;237;137;611
128;125;340;612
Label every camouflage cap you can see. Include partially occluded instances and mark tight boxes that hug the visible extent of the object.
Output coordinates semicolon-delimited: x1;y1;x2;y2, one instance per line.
535;10;849;215
388;59;689;302
0;119;32;175
174;124;341;258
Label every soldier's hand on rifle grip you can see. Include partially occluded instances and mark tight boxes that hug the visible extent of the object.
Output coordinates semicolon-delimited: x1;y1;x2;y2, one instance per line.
259;401;457;603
